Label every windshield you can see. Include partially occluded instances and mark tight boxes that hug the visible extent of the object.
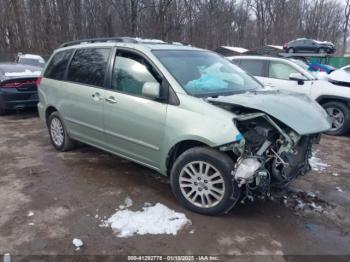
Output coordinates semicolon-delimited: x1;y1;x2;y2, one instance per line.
18;58;45;68
153;50;262;97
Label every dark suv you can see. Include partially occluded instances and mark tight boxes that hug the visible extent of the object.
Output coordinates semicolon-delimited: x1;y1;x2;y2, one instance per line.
283;38;335;54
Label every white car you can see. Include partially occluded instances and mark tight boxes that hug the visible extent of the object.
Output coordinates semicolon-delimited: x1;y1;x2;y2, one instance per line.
229;56;350;135
16;54;45;68
340;65;350;73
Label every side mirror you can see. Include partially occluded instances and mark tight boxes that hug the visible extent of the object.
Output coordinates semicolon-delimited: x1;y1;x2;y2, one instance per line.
289;72;307;85
142;82;160;99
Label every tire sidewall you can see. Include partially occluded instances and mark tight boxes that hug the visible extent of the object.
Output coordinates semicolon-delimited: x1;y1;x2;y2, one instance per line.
323;102;350;135
48;112;66;151
170;148;241;216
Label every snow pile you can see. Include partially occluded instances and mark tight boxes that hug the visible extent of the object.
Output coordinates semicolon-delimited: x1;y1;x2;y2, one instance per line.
72;238;83;250
222;46;248;53
5;69;41;77
309;151;329;172
103;203;191;238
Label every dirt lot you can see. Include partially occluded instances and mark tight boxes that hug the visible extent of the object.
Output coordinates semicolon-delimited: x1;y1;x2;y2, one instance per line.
0;110;350;261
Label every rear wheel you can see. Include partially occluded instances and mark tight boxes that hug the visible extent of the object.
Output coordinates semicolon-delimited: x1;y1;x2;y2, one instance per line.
318;48;326;54
287;48;295;53
48;112;75;151
323;101;350;135
170;147;241;216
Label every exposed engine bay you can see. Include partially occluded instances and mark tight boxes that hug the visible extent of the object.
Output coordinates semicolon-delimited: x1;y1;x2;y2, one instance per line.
217;104;320;202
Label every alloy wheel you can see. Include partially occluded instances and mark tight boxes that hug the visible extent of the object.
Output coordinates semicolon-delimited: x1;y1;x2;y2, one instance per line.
50;117;64;147
179;161;225;208
326;107;345;132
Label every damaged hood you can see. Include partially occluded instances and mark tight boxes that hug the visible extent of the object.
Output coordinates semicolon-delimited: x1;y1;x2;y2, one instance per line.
208;90;331;135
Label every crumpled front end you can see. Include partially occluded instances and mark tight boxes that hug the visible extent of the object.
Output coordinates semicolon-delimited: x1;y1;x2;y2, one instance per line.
208;90;330;202
220;110;319;202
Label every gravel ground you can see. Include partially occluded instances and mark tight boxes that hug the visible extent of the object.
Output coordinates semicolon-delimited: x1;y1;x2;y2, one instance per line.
0;110;349;261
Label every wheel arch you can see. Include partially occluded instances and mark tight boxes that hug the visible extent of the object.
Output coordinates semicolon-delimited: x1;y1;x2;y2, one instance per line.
316;95;350;108
165;139;210;176
45;105;58;126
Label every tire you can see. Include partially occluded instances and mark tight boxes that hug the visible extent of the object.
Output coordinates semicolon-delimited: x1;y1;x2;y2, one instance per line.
48;112;75;151
323;101;350;136
318;48;326;54
287;48;295;53
170;147;241;216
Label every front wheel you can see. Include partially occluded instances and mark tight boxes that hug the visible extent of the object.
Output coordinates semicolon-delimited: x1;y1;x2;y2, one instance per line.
323;101;350;135
170;147;241;216
287;48;295;53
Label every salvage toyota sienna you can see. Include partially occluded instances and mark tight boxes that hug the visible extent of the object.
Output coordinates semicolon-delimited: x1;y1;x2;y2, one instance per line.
38;37;331;215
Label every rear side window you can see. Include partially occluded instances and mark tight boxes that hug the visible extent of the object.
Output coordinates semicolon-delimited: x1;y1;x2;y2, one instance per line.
239;60;265;76
44;50;73;80
67;48;110;87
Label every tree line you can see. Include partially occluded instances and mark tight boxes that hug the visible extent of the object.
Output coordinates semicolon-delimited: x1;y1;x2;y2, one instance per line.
0;0;348;56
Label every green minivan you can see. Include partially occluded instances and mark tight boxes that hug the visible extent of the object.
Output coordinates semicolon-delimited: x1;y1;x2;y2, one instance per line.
38;37;331;215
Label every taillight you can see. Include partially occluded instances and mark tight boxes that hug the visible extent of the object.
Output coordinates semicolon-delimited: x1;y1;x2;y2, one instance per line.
0;79;37;88
36;76;42;87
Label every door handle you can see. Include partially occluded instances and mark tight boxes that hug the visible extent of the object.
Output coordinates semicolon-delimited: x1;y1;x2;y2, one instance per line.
92;92;102;101
105;96;117;104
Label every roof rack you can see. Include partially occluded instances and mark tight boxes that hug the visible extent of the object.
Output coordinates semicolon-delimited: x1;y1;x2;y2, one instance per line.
59;37;139;48
59;37;174;48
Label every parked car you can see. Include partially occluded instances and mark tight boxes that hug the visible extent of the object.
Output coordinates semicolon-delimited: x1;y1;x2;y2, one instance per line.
0;63;41;115
340;64;350;73
38;38;330;215
283;38;335;54
16;53;45;68
230;56;350;135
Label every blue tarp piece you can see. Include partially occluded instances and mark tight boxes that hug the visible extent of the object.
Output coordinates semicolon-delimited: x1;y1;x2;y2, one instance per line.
185;74;228;93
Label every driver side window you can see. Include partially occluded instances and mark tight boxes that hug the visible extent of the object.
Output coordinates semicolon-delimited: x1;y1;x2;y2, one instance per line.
111;52;159;97
269;61;299;80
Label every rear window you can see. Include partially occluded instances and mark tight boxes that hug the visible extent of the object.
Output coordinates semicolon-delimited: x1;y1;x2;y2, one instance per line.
239;60;265;77
44;50;73;80
67;48;110;87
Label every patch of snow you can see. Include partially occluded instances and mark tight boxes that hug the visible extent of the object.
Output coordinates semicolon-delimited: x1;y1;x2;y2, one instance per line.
124;197;133;208
72;238;83;250
336;187;344;193
27;211;34;217
221;46;248;54
332;173;339;177
307;192;316;198
267;45;283;50
309;151;329;172
28;222;35;226
104;203;191;237
309;202;323;212
5;69;41;77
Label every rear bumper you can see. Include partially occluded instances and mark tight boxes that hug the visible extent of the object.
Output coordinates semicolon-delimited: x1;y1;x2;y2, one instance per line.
0;89;38;110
